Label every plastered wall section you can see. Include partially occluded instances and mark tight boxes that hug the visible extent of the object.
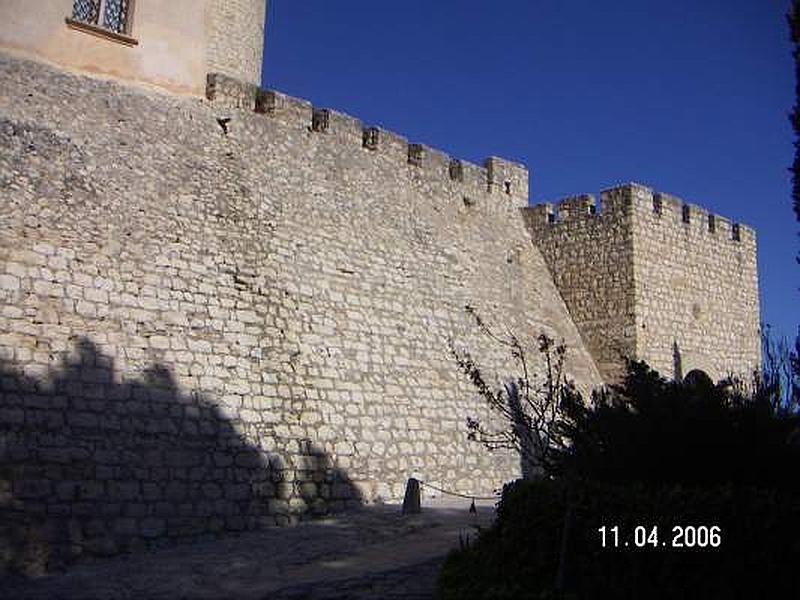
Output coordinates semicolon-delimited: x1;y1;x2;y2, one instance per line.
0;54;602;560
629;187;761;381
0;0;210;95
521;188;637;383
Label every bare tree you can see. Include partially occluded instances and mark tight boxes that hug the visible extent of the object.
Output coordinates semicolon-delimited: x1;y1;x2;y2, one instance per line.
450;305;579;478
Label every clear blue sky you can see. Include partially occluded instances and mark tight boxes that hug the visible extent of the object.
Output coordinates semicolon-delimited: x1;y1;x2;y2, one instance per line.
262;0;798;344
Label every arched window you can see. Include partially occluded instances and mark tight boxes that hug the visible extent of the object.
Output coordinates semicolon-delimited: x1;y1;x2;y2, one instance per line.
72;0;132;35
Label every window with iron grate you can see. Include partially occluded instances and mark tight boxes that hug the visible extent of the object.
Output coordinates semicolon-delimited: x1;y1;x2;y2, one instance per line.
71;0;131;35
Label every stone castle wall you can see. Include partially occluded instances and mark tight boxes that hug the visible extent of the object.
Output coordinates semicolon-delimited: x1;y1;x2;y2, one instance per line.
0;53;602;569
523;183;760;383
629;184;760;381
206;0;267;86
522;189;636;382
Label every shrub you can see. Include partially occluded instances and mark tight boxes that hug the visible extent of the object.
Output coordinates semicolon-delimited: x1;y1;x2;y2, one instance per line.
440;360;800;598
439;478;800;599
554;361;800;490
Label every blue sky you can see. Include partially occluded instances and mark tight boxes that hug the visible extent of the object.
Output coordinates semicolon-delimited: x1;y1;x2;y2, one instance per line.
262;0;798;344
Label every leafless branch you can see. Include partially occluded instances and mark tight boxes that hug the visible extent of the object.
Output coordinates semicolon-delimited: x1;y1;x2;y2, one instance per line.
452;307;579;477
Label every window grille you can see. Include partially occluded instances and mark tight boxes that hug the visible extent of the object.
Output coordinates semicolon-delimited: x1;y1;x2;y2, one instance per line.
72;0;99;25
72;0;131;35
103;0;129;34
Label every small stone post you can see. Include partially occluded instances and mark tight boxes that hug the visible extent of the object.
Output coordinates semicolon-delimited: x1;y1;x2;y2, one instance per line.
402;478;421;515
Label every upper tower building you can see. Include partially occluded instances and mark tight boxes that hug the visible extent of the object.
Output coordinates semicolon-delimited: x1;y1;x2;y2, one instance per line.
0;0;267;95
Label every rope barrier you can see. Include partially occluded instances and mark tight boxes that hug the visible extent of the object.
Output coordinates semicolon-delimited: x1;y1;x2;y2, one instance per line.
417;479;498;501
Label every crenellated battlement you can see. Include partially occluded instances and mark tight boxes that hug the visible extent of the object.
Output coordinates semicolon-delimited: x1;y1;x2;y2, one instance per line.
206;73;530;208
523;182;754;245
646;190;755;245
521;181;759;384
0;33;762;568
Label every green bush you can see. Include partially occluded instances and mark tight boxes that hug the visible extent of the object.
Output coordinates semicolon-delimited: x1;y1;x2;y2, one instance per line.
438;478;800;599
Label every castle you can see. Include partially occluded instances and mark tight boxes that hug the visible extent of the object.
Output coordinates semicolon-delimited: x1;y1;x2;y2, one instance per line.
0;1;760;567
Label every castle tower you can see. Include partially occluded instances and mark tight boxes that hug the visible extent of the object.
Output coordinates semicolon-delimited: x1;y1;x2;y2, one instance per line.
522;183;761;383
0;0;267;95
206;0;268;86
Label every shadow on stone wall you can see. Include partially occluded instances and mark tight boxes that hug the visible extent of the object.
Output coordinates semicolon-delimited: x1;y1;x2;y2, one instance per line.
0;337;362;577
506;382;539;480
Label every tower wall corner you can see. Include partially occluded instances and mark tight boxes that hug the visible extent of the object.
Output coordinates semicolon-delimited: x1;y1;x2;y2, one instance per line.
206;0;267;87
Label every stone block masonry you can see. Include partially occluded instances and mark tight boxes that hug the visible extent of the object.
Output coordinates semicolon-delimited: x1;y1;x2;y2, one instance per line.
206;0;268;86
522;191;635;381
0;52;602;569
523;183;760;383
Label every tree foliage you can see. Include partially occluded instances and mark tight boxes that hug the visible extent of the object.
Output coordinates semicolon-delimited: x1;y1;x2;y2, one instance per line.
790;1;800;225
